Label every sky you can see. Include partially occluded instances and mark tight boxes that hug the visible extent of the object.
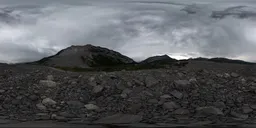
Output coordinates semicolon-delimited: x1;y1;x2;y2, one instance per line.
1;0;256;63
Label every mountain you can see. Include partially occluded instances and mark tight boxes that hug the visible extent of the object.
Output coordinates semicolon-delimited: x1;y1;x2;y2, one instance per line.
191;57;255;65
35;44;135;68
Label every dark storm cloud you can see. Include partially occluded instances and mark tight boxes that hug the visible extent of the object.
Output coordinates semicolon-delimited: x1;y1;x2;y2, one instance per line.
0;0;256;63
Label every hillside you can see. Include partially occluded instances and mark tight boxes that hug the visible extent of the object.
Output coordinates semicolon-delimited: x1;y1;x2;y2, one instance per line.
35;44;135;68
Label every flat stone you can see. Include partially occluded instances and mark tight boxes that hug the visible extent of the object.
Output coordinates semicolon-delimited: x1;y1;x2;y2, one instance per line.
0;90;5;93
173;108;190;115
174;80;190;89
133;79;144;86
42;98;57;106
160;94;172;99
170;90;183;99
36;103;47;111
39;80;57;88
84;104;100;111
242;106;253;114
145;76;159;87
67;101;84;108
93;85;104;94
196;106;223;115
163;102;180;111
95;114;142;124
230;111;248;120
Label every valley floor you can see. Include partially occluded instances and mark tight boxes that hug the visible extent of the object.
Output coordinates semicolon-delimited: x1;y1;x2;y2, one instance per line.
0;61;256;127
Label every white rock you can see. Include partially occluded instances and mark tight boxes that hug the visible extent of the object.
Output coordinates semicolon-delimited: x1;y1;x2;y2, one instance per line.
39;80;57;88
85;104;100;110
47;75;54;81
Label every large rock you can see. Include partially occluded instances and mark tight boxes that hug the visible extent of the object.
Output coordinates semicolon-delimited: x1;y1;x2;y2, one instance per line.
196;106;223;115
174;80;191;89
36;103;47;111
163;102;180;110
242;105;253;114
170;90;183;99
160;94;172;99
39;80;57;88
42;98;57;106
94;114;142;124
231;72;239;78
93;85;104;94
230;111;248;119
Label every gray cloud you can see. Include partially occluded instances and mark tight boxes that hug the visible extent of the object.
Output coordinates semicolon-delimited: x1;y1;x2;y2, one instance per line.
0;0;256;63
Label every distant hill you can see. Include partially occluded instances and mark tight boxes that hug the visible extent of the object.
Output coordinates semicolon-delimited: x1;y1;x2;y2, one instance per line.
139;55;178;68
191;57;255;65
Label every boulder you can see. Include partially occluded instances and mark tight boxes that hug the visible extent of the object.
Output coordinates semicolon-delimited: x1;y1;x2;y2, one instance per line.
93;85;104;94
42;98;57;106
163;102;180;110
36;103;47;111
196;106;223;115
84;104;100;111
95;114;142;124
230;111;248;119
174;80;191;89
170;90;183;99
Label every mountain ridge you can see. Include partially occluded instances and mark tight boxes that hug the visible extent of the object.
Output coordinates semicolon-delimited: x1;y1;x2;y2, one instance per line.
26;44;255;72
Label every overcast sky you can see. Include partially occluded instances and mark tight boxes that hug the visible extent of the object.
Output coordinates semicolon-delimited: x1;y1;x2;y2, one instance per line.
0;0;256;63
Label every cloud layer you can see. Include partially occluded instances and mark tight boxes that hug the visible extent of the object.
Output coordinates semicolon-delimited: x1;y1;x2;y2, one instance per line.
1;0;256;63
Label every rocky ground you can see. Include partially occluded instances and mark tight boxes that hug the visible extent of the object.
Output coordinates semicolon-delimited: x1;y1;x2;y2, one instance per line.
1;61;256;127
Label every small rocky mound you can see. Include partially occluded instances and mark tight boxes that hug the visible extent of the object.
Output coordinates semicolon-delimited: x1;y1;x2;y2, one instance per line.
139;55;177;68
35;44;135;68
